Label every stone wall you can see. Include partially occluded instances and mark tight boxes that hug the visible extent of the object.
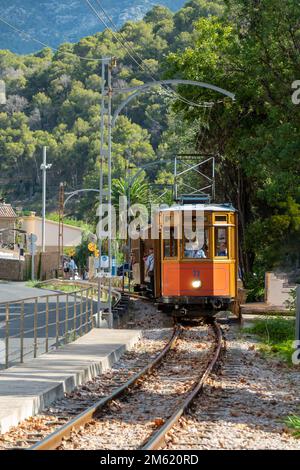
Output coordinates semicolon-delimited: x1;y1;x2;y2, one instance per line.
0;252;59;281
0;258;24;281
0;219;15;244
24;252;60;281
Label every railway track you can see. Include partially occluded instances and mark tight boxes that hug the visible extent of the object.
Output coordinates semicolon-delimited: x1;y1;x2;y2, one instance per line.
29;319;223;451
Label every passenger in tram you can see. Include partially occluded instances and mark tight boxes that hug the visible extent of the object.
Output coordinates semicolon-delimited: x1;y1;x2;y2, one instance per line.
185;239;207;259
194;245;207;259
217;242;227;256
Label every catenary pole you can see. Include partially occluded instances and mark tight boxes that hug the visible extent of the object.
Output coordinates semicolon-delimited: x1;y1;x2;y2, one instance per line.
107;59;113;328
97;57;107;328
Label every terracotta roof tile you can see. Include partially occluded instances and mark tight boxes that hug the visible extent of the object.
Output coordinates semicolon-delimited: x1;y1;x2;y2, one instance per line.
0;204;17;218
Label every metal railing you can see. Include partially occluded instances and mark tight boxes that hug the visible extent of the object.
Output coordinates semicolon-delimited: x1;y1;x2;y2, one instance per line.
0;285;99;370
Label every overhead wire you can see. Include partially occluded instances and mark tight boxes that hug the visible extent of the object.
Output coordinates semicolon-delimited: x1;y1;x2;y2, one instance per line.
88;0;218;156
85;0;212;108
0;15;108;62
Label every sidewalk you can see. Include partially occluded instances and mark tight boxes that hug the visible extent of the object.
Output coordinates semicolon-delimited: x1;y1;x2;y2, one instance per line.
0;328;141;434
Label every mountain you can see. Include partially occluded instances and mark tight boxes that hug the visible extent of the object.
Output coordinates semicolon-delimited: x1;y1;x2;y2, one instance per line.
0;0;186;54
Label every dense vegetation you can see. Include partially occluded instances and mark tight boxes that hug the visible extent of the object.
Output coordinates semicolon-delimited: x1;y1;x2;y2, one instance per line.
167;0;300;280
0;0;299;283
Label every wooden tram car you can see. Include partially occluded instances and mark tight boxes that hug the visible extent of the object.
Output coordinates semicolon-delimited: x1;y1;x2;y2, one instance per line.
132;203;238;317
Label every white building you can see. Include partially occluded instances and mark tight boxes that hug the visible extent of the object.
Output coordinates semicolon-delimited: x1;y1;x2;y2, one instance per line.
21;212;84;252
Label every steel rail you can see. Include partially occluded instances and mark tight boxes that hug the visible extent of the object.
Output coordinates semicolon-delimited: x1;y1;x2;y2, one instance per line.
29;325;181;450
141;321;223;450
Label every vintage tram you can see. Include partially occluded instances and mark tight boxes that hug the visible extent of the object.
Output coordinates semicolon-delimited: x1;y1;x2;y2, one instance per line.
131;203;238;317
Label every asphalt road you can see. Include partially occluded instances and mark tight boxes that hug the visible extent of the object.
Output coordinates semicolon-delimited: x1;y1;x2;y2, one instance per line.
0;281;56;303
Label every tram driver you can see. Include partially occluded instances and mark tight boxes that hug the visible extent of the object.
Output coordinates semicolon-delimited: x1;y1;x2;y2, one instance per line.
184;238;207;259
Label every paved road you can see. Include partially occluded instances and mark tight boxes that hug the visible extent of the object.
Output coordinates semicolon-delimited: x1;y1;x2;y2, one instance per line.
0;281;56;303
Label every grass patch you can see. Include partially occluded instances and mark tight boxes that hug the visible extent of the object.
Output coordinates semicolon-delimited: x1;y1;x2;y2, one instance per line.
26;280;81;293
285;415;300;438
243;316;296;365
25;281;40;288
40;283;82;293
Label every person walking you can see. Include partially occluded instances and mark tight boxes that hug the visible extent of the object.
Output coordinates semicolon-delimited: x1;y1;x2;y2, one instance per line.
68;256;77;280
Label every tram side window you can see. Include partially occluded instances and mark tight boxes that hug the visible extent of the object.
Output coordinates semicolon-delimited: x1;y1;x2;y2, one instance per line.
215;227;228;257
163;227;178;258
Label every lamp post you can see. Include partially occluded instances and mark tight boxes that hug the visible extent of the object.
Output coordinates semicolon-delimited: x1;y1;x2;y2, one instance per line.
40;147;52;253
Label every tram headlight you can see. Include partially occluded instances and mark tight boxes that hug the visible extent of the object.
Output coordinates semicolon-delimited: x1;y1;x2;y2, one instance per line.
192;279;202;289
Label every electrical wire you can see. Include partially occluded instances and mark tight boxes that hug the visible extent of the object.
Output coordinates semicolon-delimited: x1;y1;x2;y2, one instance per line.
0;15;107;62
94;0;211;108
85;0;212;108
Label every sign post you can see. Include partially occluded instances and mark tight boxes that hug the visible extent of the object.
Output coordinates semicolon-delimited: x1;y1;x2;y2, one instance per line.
28;234;38;281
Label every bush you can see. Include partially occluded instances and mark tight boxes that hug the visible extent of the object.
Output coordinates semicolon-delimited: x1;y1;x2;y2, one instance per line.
244;272;265;302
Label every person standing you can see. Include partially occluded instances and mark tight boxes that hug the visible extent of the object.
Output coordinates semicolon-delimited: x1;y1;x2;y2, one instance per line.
145;247;155;296
63;258;70;279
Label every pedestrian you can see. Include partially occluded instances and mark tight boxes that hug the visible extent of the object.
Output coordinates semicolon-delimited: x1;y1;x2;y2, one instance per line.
83;267;89;281
145;247;155;296
68;256;77;280
63;258;70;279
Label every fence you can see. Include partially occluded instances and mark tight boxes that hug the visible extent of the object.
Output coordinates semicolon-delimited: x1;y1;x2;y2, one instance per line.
0;285;98;370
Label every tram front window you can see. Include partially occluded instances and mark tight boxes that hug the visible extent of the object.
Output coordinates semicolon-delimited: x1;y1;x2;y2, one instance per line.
184;228;209;259
215;227;228;257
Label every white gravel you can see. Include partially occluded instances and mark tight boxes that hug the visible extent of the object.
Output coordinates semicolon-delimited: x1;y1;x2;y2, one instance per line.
60;324;213;450
163;324;300;450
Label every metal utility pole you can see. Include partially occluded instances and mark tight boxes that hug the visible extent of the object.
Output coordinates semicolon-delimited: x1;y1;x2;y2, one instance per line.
97;57;107;328
126;150;132;296
58;182;65;274
40;147;52;253
107;58;113;328
28;233;37;281
97;57;114;329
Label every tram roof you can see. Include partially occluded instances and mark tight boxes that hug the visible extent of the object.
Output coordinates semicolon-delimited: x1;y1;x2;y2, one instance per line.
158;203;236;213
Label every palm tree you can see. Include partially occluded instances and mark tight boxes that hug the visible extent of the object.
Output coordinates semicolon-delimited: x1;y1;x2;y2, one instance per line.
112;175;150;208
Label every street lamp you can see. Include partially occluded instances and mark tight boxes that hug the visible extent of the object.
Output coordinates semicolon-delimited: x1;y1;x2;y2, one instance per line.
40;146;52;253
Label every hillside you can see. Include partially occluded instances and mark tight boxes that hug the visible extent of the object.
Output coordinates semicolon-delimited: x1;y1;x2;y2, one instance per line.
0;0;186;54
0;0;299;278
0;0;223;214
